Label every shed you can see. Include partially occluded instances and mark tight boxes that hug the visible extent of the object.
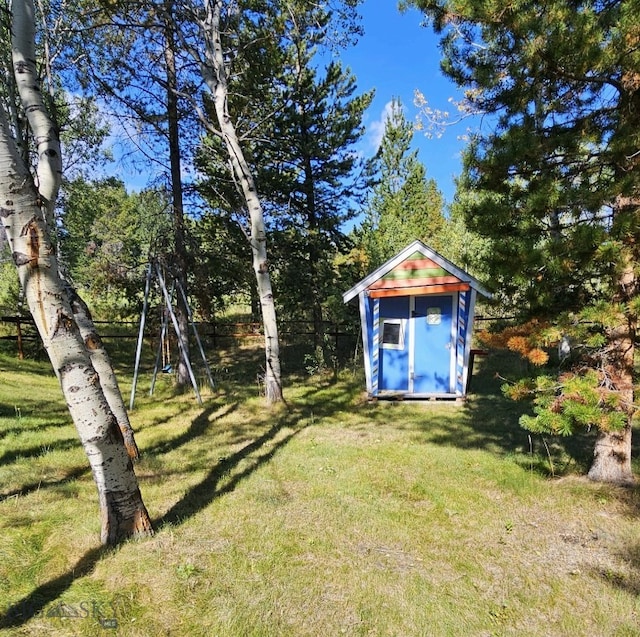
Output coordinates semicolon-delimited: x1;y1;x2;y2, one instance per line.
343;240;491;400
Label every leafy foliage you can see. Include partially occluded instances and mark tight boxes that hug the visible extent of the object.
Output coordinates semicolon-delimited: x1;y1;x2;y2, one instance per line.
484;304;635;439
58;178;172;320
186;214;253;321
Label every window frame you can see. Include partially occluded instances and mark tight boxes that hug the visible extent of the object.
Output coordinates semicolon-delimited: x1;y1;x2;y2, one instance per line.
380;318;406;350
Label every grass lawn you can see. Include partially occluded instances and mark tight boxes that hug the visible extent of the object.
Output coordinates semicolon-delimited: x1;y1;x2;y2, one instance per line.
0;340;639;636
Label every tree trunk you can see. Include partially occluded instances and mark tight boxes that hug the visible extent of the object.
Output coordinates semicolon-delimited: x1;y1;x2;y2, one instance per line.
163;8;191;388
11;0;61;213
200;0;283;403
588;237;637;484
13;0;141;462
5;0;152;544
588;426;634;485
302;137;325;353
68;287;140;460
0;120;152;543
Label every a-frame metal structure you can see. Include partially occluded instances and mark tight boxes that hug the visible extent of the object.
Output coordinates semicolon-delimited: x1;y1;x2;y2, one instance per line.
129;261;214;409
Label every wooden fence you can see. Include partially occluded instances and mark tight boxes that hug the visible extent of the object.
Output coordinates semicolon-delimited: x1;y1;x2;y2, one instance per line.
0;314;503;360
0;315;359;358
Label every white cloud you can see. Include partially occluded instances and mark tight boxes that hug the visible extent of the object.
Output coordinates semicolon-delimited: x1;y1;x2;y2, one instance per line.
367;100;397;151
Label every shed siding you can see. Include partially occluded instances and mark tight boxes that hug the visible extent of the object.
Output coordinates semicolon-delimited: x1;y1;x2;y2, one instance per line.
456;290;470;394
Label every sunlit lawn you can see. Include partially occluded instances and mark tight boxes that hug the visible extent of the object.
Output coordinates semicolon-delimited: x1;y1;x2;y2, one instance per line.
0;340;639;636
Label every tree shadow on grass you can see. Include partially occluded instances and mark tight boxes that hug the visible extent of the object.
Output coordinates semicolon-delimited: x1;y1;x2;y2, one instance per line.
0;420;68;441
595;536;640;597
0;403;245;630
0;437;80;466
142;402;239;457
0;466;90;503
157;418;303;529
0;546;109;629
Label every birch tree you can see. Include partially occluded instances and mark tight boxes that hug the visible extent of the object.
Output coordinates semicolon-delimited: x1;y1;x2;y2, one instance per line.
197;6;371;365
20;0;141;460
2;0;152;543
190;0;284;402
185;0;364;400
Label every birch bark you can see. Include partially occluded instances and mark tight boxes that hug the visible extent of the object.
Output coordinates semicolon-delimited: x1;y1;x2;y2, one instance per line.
68;288;140;460
198;0;283;403
0;108;152;543
12;0;141;460
2;0;152;542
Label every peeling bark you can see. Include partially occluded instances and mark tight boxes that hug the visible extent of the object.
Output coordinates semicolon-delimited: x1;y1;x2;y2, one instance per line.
68;287;140;460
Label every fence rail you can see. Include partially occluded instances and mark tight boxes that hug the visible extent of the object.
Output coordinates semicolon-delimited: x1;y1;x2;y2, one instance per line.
0;314;506;360
0;315;360;357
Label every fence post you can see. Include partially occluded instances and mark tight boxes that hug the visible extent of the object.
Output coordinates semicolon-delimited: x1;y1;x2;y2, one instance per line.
16;318;23;360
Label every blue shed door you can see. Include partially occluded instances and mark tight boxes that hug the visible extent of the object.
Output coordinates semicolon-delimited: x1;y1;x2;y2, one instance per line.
378;296;410;392
411;295;455;394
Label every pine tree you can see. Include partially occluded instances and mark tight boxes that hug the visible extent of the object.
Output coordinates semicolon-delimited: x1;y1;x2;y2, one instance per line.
263;52;372;353
411;0;640;483
63;0;198;387
361;98;446;268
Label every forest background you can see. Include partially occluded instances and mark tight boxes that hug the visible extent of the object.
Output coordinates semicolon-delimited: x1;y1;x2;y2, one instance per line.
0;0;468;367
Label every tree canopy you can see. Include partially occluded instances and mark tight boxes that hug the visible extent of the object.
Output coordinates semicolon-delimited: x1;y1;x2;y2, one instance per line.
356;97;446;269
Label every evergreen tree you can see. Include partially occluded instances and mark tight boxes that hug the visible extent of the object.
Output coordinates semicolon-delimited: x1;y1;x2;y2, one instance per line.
360;98;446;268
59;178;172;320
411;0;640;482
265;56;372;351
194;1;368;363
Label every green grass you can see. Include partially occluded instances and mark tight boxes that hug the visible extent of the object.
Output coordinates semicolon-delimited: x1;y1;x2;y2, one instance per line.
0;345;639;636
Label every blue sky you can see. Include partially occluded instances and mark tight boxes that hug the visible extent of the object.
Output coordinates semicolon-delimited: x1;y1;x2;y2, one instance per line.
341;2;474;205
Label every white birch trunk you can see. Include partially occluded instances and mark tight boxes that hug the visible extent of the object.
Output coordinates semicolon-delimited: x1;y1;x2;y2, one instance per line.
0;113;151;543
68;287;140;460
11;0;61;212
12;0;141;460
4;0;151;543
199;0;283;402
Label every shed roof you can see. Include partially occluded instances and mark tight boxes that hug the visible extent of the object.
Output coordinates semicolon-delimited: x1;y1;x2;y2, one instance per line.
343;240;492;303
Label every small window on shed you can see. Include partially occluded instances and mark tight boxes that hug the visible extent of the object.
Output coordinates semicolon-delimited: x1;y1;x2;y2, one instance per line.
427;307;442;325
381;319;405;350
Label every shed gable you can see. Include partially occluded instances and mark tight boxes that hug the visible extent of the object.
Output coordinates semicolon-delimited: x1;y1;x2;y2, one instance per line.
367;251;469;298
343;240;491;304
